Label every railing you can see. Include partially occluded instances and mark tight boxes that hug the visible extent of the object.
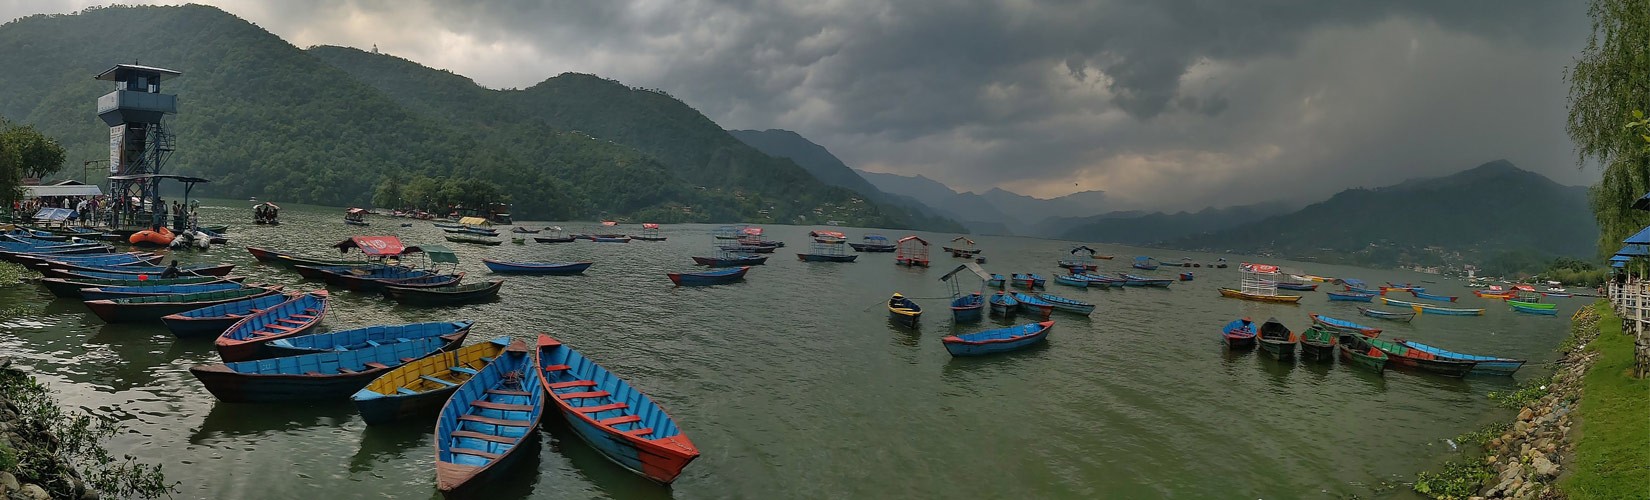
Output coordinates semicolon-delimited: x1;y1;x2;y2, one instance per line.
1605;280;1650;378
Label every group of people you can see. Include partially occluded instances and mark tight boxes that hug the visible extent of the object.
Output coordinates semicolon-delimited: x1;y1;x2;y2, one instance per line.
11;195;109;227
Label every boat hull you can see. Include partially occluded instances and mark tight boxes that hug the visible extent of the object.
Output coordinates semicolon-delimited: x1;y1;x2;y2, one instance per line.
84;287;281;323
797;254;858;262
942;322;1053;356
383;281;504;306
668;266;750;286
1258;338;1296;359
537;336;698;484
1217;288;1302;304
481;260;593;275
691;256;768;267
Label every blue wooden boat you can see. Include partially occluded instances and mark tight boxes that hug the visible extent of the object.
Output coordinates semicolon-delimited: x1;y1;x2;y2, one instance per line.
987;274;1007;288
848;235;897;252
1010;273;1038;289
888;293;921;327
1357;306;1417;322
1010;292;1055;318
691;254;768;267
1326;291;1374;302
1510;303;1557;315
1399;340;1527;375
592;236;632;243
1028;274;1047;287
38;260;235;278
1132;256;1158;270
1119;273;1173;287
1053;274;1089;288
796;253;857;262
1346;285;1382;294
293;264;451;291
943;320;1054;356
481;259;593;275
78;282;243;301
14;252;159;267
352;337;511;425
83;286;283;323
434;339;544;496
1071;274;1113;289
1033;293;1095;315
537;334;700;483
160;292;291;339
1222;318;1257;348
950;293;985;323
1308;314;1382;336
264;320;473;359
189;336;450;403
988;291;1018;316
1412;291;1459;303
1379;297;1484;316
668;266;749;286
53;269;206;281
214;292;332;362
43;275;233;299
384;281;504;306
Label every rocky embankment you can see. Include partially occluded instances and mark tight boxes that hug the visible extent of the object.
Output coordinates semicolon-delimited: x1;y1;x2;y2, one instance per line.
1473;308;1600;499
0;357;96;500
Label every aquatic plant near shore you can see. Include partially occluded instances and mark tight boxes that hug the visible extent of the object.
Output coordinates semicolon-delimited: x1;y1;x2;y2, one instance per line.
0;365;178;499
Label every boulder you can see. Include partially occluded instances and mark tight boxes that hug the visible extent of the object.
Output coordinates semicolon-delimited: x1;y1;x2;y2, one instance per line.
1532;455;1558;478
18;483;49;500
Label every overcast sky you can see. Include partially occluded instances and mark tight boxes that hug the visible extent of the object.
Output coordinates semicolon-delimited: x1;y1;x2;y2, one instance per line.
1;1;1599;210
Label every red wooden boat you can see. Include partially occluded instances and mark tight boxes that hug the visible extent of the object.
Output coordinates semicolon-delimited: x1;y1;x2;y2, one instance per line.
214;292;331;362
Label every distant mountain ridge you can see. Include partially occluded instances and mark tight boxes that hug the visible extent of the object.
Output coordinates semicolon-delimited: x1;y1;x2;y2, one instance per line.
727;129;964;232
1047;202;1297;245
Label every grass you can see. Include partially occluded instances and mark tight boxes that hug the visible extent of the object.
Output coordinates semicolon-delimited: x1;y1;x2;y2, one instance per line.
1560;303;1650;499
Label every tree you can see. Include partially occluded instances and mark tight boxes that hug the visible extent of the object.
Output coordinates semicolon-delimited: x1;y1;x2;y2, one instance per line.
372;175;403;209
0;118;68;207
1567;0;1650;255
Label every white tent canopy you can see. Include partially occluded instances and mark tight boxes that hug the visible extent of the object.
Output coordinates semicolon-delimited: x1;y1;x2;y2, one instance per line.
24;185;102;198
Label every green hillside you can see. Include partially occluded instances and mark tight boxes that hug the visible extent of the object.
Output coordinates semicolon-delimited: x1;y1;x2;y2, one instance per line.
1048;202;1295;245
727;128;964;232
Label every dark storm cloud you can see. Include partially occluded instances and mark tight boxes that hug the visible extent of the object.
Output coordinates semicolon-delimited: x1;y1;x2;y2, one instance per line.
0;1;1597;209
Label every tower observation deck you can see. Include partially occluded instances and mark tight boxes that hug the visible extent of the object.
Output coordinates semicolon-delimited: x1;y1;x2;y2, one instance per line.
95;64;180;229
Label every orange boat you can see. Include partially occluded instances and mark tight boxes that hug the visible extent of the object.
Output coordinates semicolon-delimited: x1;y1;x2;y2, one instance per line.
129;226;174;246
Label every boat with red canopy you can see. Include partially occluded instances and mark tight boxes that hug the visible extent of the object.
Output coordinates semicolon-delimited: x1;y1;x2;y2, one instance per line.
633;223;667;241
895;236;930;267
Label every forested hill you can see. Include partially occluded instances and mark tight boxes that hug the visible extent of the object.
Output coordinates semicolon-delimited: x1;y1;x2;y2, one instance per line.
0;5;945;227
726;129;963;232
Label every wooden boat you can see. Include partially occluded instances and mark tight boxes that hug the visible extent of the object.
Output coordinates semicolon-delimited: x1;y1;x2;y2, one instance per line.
1070;274;1113;289
1179;272;1194;281
1308;314;1382;336
893;236;930;266
213;292;332;362
849;235;897;252
1411;291;1459;302
1256;318;1298;360
384;281;504;306
352;337;510;425
84;286;282;323
1033;293;1095;316
942;320;1054;356
1221;318;1257;349
950;293;984;323
1119;273;1173;287
691;254;768;267
191;336;450;403
718;244;775;254
481;260;592;275
1010;293;1055;319
37;261;235;278
1275;282;1318;291
1326;291;1374;302
1507;300;1556;310
1399;341;1526;375
1347;285;1383;295
434;339;544;496
161;292;291;339
1218;288;1302;303
1357;306;1417;322
245;246;365;268
14;251;161;267
1473;289;1517;299
988;291;1018;316
380;274;465;290
1379;297;1484;316
1362;336;1475;377
1299;325;1337;361
41;274;231;299
1131;256;1158;270
445;234;502;246
265;320;470;359
888;294;921;327
78;282;244;301
797;253;858;262
1510;303;1558;315
536;334;698;483
1336;333;1388;373
533;235;577;243
1010;273;1037;289
295;265;453;292
668;266;750;286
1053;274;1089;288
1541;292;1573;298
509;227;540;234
941;237;981;258
591;236;631;243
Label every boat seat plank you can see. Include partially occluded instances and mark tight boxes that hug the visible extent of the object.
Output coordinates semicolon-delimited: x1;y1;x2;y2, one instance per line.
576;403;628;413
471;401;533;411
480;357;494;363
276;318;307;325
450;430;516;444
623;427;653;436
457;414;530;426
450;447;502;460
557;390;609;400
266;324;295;332
449;366;478;375
288;314;314;320
396;387;419;395
485;389;531;397
364;340;381;347
541;364;570;372
599;415;643;426
419;375;457;387
248;330;277;337
547;380;596;389
338;367;357;374
399;357;416;363
364;362;389;369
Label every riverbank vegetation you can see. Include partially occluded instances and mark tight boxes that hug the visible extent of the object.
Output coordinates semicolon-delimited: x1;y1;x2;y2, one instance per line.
1561;303;1650;498
0;116;67;208
0;365;177;499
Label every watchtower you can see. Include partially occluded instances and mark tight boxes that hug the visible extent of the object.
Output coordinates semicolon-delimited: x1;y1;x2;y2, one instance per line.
95;64;180;229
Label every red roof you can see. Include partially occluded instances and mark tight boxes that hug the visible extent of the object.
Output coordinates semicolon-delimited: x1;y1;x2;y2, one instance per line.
642;223;660;229
334;236;405;256
897;236;928;245
810;230;846;239
742;227;763;236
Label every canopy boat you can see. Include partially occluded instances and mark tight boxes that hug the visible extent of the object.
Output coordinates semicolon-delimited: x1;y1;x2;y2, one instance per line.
691;253;768;267
1510;303;1558;315
1256;318;1299;360
1379;297;1484;316
1327;291;1374;302
668;266;750;286
1357;306;1417;322
1119;273;1173;287
79;281;244;301
887;293;922;328
941;237;981;258
536;334;699;483
445;233;502;246
1299;325;1337;361
894;236;930;267
1309;314;1382;336
481;260;593;275
1411;291;1459;302
1131;256;1159;271
939;263;990;323
850;235;897;252
386;279;505;306
1336;333;1388;373
809;230;847;244
245;246;367;269
191;336;450;403
1010;293;1055;319
40;274;235;299
1219;263;1301;303
344;208;370;226
212;292;332;361
711;225;743;239
949;293;986;322
352;337;510;425
942;321;1055;356
1361;336;1475;377
1053;274;1089;288
533;226;576;243
1058;246;1100;272
1033;293;1095;315
84;286;282;323
1399;341;1527;375
1218;288;1302;303
433;339;545;497
264;320;471;359
1507;299;1556;310
633;223;667;241
160;292;291;339
988;291;1019;316
1221;318;1257;349
797;238;857;262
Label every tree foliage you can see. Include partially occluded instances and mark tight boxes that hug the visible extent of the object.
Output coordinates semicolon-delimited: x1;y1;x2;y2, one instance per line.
0;116;67;206
1567;0;1650;256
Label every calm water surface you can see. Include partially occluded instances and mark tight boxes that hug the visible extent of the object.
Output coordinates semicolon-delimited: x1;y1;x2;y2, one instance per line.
0;200;1578;498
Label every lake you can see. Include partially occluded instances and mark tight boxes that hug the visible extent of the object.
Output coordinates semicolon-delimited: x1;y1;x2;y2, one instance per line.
0;199;1578;498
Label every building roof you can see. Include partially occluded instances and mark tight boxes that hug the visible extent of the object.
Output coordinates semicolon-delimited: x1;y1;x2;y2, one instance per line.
106;174;210;183
95;64;182;82
24;185;102;198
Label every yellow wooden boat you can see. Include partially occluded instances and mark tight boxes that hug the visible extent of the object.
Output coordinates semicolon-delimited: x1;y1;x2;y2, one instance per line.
1218;288;1303;304
350;337;510;425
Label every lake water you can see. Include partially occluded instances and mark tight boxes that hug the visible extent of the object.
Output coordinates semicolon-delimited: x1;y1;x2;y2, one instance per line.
0;200;1579;499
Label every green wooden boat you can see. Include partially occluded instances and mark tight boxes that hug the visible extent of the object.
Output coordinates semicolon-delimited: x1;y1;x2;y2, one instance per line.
1336;333;1387;373
1505;300;1555;310
1255;318;1297;360
443;234;502;246
1299;325;1337;362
